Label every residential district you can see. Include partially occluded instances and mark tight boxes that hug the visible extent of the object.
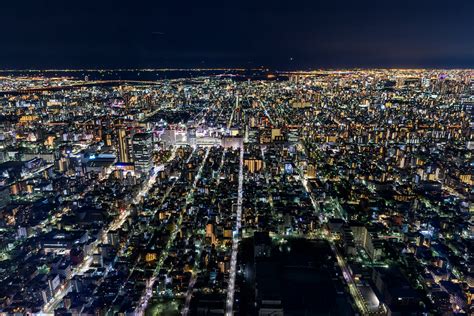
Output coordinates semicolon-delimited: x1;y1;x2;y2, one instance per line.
0;69;472;315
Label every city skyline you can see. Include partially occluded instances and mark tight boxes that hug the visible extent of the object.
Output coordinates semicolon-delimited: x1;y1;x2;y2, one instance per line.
0;68;472;315
0;1;472;315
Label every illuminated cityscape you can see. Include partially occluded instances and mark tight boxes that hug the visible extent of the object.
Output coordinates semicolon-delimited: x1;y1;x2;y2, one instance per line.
0;69;472;316
1;0;474;315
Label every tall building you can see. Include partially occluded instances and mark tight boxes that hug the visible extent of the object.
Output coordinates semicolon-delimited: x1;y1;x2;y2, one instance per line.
187;128;196;146
244;156;263;173
117;129;129;163
306;163;316;179
105;133;112;147
132;133;153;173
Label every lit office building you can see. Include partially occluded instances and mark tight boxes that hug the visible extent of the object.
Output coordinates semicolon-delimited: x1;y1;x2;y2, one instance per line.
117;128;130;163
132;132;153;173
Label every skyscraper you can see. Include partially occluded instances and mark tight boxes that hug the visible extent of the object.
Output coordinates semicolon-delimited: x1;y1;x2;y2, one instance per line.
132;133;153;173
117;129;130;163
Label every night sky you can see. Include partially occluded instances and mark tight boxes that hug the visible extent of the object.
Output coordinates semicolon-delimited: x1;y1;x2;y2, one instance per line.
1;0;473;69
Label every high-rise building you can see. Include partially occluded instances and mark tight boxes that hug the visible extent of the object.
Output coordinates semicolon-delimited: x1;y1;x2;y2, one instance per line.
117;129;129;163
118;128;130;162
271;128;281;141
187;128;196;146
105;133;112;147
306;163;316;179
132;133;153;173
244;156;263;173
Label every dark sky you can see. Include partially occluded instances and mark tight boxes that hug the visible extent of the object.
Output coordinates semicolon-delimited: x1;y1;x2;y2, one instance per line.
1;0;473;69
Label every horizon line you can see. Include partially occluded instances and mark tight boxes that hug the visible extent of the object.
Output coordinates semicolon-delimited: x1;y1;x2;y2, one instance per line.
0;67;473;72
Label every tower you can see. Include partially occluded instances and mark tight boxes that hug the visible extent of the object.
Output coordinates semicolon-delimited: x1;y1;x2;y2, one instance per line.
132;133;153;173
117;129;130;163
